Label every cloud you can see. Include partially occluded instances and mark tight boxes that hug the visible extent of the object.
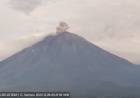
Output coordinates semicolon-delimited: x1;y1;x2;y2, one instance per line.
8;0;43;14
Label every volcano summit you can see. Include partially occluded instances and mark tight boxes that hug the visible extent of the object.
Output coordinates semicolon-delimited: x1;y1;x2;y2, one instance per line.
0;31;140;98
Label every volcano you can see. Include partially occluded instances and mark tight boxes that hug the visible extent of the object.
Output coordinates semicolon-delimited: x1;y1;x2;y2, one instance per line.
0;32;140;97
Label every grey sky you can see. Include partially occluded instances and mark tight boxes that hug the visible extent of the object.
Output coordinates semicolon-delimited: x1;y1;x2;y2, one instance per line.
0;0;140;64
8;0;43;14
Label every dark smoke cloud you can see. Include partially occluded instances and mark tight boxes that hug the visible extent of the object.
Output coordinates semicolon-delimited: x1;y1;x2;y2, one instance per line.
9;0;43;15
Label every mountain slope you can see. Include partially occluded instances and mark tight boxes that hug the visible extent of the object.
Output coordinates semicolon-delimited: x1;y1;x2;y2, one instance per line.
0;32;140;97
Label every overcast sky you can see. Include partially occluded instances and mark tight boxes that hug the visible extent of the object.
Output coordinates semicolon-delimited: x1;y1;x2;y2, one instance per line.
0;0;140;64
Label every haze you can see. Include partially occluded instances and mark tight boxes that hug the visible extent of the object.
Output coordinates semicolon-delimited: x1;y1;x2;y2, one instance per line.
0;0;140;64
